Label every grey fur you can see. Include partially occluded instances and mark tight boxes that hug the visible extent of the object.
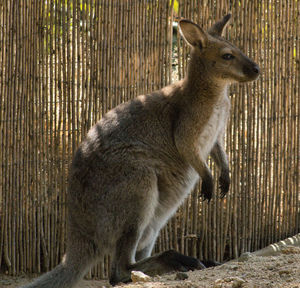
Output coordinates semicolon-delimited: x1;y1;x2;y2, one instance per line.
21;14;259;287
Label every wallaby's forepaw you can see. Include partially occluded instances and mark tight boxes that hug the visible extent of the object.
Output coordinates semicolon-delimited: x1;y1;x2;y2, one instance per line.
200;178;214;202
159;250;205;272
219;170;230;198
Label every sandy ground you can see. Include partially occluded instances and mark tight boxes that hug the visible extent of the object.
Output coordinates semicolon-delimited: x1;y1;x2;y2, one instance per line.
1;246;300;288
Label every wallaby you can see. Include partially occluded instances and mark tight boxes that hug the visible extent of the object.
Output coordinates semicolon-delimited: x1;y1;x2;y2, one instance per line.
21;14;259;288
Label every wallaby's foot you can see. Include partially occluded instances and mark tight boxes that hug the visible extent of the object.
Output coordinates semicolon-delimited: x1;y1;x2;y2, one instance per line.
155;250;205;272
109;250;205;285
219;169;230;198
200;177;214;202
201;259;222;267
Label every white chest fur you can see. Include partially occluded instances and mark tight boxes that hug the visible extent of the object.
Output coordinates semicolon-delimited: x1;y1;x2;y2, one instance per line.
198;95;230;160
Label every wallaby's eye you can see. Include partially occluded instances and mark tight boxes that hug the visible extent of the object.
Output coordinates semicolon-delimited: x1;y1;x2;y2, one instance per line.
222;53;235;60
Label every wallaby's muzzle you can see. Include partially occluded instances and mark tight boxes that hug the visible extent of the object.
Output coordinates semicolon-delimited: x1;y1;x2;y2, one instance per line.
242;61;260;81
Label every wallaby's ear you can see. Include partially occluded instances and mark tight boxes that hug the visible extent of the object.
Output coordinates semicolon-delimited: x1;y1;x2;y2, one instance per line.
208;13;231;36
178;19;208;49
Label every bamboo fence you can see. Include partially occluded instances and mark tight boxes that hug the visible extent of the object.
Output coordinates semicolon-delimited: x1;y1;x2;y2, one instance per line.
0;0;299;279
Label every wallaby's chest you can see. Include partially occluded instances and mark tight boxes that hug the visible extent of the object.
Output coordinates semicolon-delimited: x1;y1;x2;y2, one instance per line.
197;97;230;159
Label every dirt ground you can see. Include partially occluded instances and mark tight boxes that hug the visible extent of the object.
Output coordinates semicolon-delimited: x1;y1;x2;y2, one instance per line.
1;246;300;288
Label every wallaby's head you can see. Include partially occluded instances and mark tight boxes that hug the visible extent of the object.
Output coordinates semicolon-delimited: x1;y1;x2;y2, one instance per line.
178;14;260;83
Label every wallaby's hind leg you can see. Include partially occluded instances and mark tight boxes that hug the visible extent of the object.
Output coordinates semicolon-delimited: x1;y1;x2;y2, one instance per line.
109;200;158;284
108;167;160;285
110;227;144;285
111;239;204;286
135;225;159;261
111;215;205;285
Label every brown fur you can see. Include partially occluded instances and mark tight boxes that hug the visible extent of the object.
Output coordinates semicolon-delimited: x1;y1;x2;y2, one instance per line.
21;14;259;287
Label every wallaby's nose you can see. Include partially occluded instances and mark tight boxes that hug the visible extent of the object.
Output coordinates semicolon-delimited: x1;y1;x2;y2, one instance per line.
253;65;260;74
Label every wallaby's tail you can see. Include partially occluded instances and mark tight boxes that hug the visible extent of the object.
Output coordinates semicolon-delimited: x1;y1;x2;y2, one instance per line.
20;261;87;288
20;235;97;288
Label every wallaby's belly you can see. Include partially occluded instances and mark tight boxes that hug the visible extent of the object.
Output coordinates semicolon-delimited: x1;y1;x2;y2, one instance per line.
153;165;199;229
137;166;198;251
